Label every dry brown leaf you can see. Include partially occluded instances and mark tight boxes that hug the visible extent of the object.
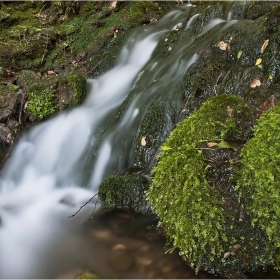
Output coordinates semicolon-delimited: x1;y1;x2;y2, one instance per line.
260;95;278;114
224;252;231;259
207;142;218;147
250;78;261;88
261;39;269;54
226;105;233;117
47;70;57;76
141;136;147;146
217;41;230;51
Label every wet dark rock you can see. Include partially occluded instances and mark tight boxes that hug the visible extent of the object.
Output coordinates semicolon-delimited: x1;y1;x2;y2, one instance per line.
0;85;20;123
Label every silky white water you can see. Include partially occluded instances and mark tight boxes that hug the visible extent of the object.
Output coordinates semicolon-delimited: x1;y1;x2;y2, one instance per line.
0;5;239;278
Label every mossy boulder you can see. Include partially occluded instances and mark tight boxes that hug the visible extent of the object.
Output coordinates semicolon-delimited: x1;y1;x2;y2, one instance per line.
146;94;270;278
16;72;87;121
98;174;150;214
237;102;280;269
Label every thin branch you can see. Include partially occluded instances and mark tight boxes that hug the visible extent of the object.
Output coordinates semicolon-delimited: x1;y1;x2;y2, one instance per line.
68;192;99;219
85;59;104;76
182;94;192;112
83;197;100;224
214;72;222;96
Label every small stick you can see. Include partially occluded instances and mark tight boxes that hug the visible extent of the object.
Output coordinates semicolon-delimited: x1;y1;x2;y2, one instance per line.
214;72;222;96
68;192;99;219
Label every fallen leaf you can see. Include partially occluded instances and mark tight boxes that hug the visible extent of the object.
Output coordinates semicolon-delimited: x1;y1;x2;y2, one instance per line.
250;78;261;88
261;39;269;53
47;70;57;76
255;58;262;65
207;142;218;148
260;95;278;114
217;140;237;151
233;244;242;250
226;105;233;117
237;50;243;59
141;136;147;146
224;252;231;259
161;145;172;151
217;41;230;51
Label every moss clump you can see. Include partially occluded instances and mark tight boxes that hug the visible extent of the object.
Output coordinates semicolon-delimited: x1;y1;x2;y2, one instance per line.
99;174;150;214
27;88;57;120
25;73;87;121
147;94;257;277
63;74;87;106
237;102;280;269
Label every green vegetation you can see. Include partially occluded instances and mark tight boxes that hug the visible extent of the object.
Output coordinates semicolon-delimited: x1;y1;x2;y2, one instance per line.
28;88;57;120
25;73;87;121
237;102;280;268
0;1;166;76
146;94;265;278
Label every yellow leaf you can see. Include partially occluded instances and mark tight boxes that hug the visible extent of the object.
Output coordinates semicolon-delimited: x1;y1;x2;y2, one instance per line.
261;39;269;54
161;145;172;151
255;58;262;65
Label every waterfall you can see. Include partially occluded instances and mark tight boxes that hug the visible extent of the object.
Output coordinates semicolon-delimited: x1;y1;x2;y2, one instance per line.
0;4;239;278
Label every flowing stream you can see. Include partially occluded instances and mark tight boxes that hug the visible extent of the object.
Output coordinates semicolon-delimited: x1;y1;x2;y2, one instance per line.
0;4;243;279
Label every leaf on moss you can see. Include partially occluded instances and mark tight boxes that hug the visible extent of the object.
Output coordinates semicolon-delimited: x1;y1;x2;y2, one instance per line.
250;78;261;88
226;105;233;117
261;39;269;54
161;145;172;151
207;142;218;147
217;140;237;151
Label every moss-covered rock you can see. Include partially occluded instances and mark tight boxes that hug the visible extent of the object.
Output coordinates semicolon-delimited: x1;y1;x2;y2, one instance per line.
237;102;280;269
146;94;267;278
18;72;87;121
98;174;150;214
0;1;170;77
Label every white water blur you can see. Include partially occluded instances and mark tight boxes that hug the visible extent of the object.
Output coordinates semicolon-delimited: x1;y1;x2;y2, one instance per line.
0;7;193;279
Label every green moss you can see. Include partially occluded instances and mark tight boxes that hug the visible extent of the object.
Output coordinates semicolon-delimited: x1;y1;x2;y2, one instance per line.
64;74;87;106
25;73;86;121
27;88;57;120
98;174;150;214
237;102;280;269
147;94;257;277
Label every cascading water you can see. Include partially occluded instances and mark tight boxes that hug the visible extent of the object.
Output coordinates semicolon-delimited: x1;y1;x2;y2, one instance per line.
0;4;240;279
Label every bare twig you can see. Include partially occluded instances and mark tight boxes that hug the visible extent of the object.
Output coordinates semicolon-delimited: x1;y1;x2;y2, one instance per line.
83;197;100;224
68;192;99;219
182;94;192;112
39;3;47;14
214;72;222;96
85;59;104;76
